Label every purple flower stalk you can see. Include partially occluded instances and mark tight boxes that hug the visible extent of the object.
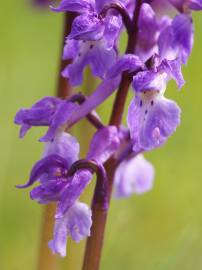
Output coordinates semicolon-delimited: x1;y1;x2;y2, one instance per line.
16;0;202;268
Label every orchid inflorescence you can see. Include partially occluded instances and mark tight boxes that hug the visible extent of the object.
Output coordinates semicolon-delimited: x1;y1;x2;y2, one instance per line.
16;0;201;258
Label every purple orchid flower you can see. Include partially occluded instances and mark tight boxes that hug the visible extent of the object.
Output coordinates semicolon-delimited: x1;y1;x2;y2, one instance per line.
59;53;183;150
22;154;69;203
51;0;124;86
39;100;79;142
169;0;202;11
17;132;80;203
17;131;92;257
149;0;202;12
17;126;120;256
87;125;120;163
149;0;176;12
158;13;194;64
135;3;171;62
49;201;92;257
15;132;91;260
56;126;120;218
148;0;197;64
14;96;79;141
128;57;183;152
61;39;117;86
14;97;62;138
50;0;95;13
114;154;155;197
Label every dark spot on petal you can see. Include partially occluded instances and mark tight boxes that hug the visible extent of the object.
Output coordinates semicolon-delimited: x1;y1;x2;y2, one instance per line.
140;100;143;107
90;44;94;49
78;53;81;57
151;100;154;106
145;110;148;115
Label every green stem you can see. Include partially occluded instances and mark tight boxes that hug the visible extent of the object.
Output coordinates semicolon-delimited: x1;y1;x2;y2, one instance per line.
82;1;143;270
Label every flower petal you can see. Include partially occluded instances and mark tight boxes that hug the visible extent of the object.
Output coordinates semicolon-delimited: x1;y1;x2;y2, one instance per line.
62;41;117;86
16;154;69;188
40;101;79;142
30;179;66;203
158;14;194;64
136;3;160;61
188;0;202;10
63;39;80;60
87;126;120;163
50;0;94;13
159;58;185;89
103;15;122;49
49;201;92;257
56;170;92;218
68;14;105;41
132;70;167;93
127;95;181;152
44;132;80;163
14;97;61;138
114;154;155;197
106;54;144;79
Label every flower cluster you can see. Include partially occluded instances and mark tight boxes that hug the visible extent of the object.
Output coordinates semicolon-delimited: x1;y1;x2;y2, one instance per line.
16;0;202;257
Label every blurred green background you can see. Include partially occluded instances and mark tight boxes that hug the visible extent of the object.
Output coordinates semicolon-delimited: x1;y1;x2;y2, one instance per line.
1;2;202;270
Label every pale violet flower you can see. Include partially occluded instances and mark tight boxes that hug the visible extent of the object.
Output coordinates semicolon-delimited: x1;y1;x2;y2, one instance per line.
114;154;155;197
49;201;92;257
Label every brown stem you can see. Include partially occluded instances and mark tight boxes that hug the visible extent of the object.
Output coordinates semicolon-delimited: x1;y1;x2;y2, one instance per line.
82;206;108;270
68;159;109;270
57;12;76;99
82;166;109;270
82;1;143;270
37;12;74;270
110;0;142;125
